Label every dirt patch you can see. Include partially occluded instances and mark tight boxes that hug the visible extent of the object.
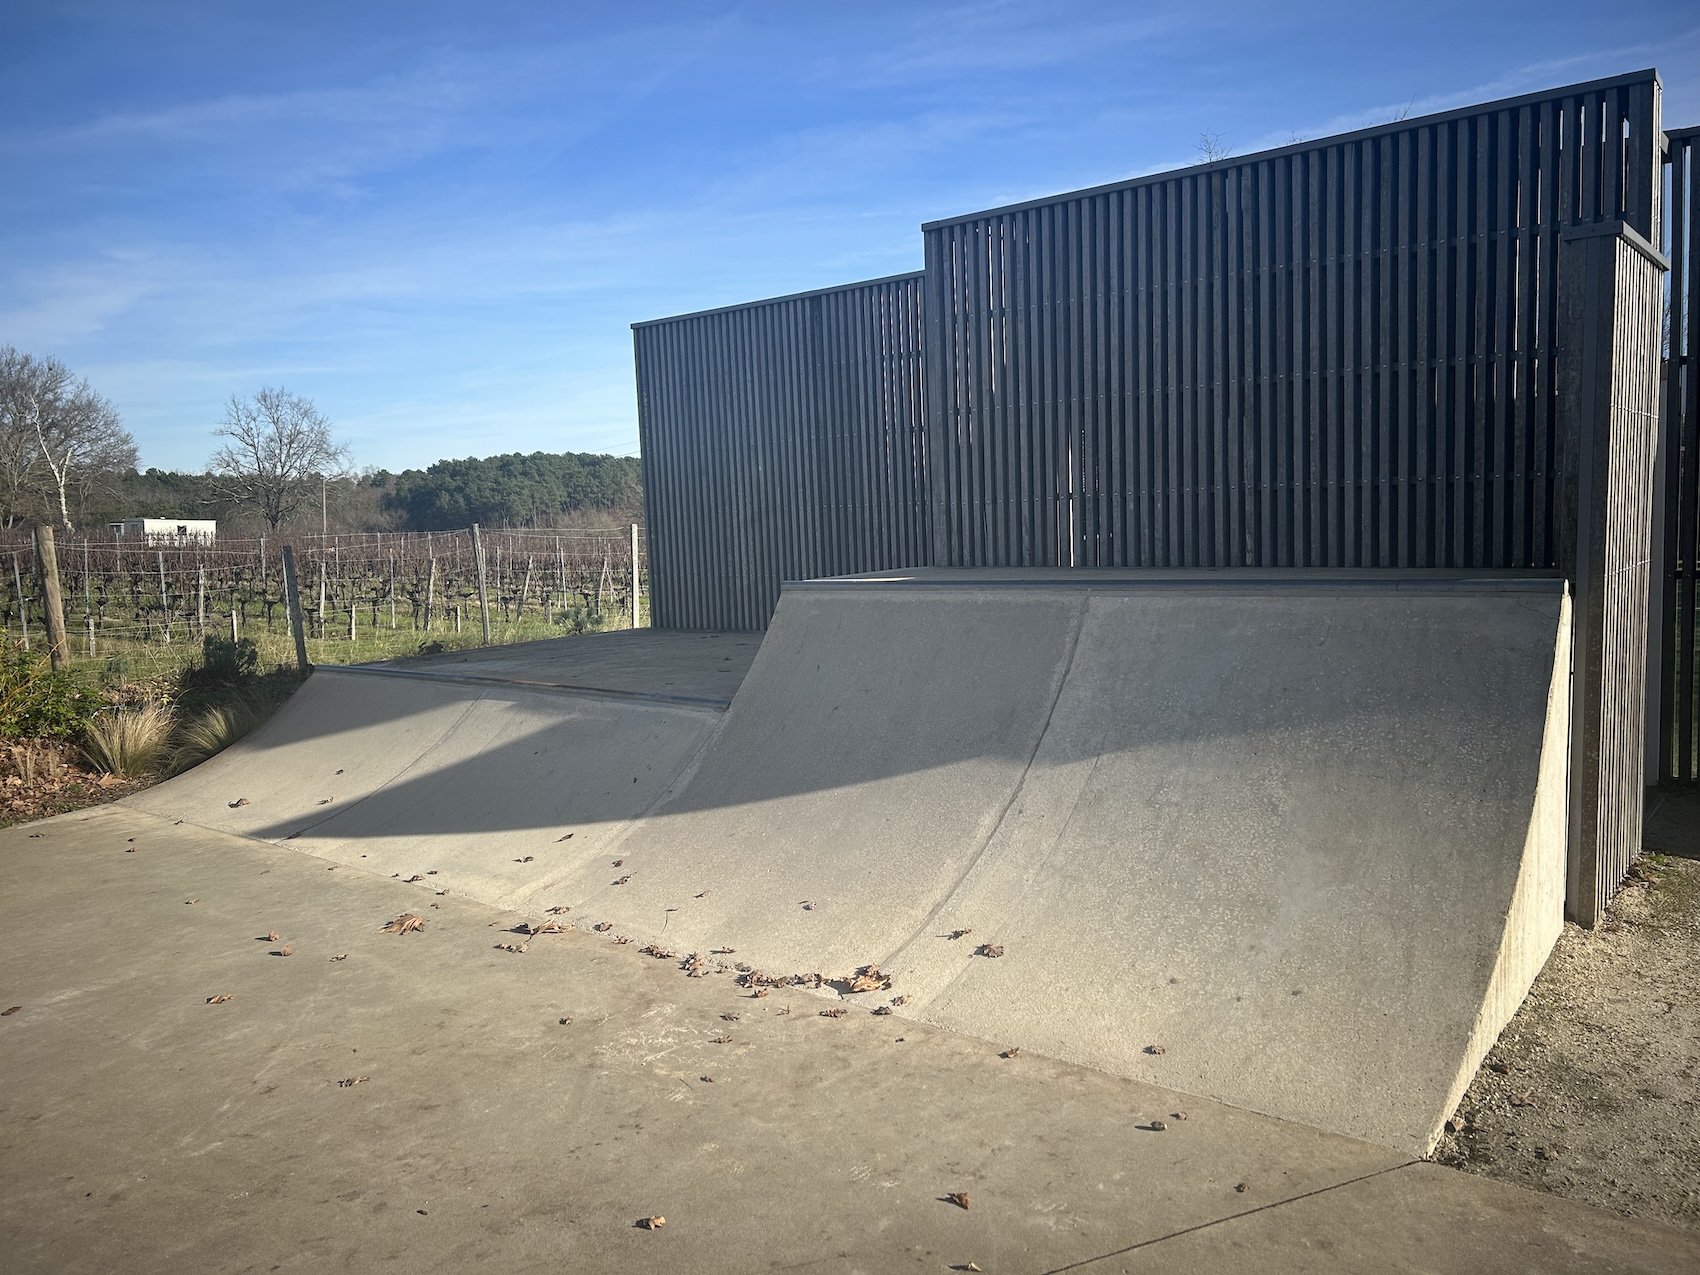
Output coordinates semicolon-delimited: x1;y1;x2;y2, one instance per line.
1434;840;1700;1230
0;740;145;828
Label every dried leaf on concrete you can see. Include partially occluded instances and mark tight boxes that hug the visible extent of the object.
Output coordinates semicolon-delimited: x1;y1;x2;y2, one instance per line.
546;905;571;915
612;859;624;868
976;944;1005;958
710;1034;733;1044
404;875;424;883
206;994;234;1004
557;832;574;841
265;931;280;942
945;1192;970;1210
278;945;293;957
1000;1047;1020;1059
184;899;198;905
2;1005;22;1015
228;798;250;808
593;922;612;932
1148;1119;1168;1131
317;798;332;806
1144;1044;1166;1055
330;954;348;962
820;1007;848;1019
721;1013;742;1022
945;928;972;940
872;1005;893;1016
380;914;425;936
494;942;529;954
637;1216;665;1230
695;890;711;899
337;1076;369;1088
890;995;909;1007
612;875;632;886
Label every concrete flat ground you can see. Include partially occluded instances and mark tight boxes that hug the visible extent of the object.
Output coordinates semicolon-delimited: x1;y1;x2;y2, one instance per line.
3;808;1698;1273
359;627;761;705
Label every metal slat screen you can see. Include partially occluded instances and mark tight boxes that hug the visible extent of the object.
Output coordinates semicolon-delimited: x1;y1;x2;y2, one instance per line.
634;273;928;630
921;72;1662;573
1663;128;1700;780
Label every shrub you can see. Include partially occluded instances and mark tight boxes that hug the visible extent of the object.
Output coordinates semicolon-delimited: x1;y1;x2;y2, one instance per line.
170;697;272;774
0;643;97;739
81;703;174;778
194;635;260;684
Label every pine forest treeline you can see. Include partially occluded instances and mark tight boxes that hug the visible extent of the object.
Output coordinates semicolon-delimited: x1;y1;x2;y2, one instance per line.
60;450;644;536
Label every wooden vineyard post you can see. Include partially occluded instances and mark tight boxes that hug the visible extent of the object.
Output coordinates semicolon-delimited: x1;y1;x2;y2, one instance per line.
231;610;238;643
425;553;437;630
32;526;70;671
13;554;29;649
157;551;170;643
281;546;311;672
197;563;207;636
86;615;95;657
388;549;397;629
470;523;492;645
630;523;640;628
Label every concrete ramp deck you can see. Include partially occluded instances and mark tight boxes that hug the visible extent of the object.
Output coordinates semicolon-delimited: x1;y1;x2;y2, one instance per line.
133;574;1571;1154
546;571;1573;1154
128;630;759;909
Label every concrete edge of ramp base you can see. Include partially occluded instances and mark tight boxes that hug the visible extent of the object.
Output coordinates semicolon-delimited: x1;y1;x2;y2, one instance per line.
125;665;727;909
558;572;1573;1156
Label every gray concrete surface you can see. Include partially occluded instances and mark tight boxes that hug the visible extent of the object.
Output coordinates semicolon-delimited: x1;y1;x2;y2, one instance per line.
361;626;761;706
549;576;1572;1153
4;807;1696;1274
127;665;727;910
129;574;1572;1155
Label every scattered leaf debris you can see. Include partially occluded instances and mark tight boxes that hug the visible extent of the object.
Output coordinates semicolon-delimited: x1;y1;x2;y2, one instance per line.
946;1192;970;1210
593;922;612;932
1171;1111;1188;1121
495;941;529;954
1234;1182;1248;1194
709;1034;733;1044
380;914;425;936
330;954;348;962
278;945;294;957
711;946;735;955
637;1216;665;1230
613;935;633;945
845;964;891;993
557;832;574;841
699;1075;714;1083
546;905;570;915
976;944;1005;958
404;875;425;883
695;890;711;899
317;798;332;806
1000;1047;1020;1059
640;944;678;960
1488;1060;1512;1075
265;932;280;942
612;859;624;868
1148;1119;1168;1132
337;1076;369;1088
872;1005;893;1016
890;995;909;1007
2;1005;22;1016
800;901;815;911
945;928;972;940
820;1007;848;1019
228;798;249;808
1144;1044;1166;1055
184;898;198;905
206;994;234;1005
558;1016;574;1026
612;874;632;886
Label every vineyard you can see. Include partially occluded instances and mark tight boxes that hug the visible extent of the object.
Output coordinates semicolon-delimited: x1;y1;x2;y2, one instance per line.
0;525;648;678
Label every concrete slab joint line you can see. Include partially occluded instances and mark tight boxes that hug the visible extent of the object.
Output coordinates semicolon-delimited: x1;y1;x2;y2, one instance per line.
127;585;1575;1156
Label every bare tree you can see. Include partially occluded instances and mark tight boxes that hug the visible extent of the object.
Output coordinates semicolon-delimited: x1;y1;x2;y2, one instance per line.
1197;131;1233;164
0;347;138;531
210;387;350;530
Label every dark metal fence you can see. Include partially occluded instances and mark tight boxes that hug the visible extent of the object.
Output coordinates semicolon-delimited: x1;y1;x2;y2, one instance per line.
634;273;927;631
1662;126;1700;781
922;70;1663;573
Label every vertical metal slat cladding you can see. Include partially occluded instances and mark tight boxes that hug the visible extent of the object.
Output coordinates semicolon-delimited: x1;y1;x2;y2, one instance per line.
632;272;929;631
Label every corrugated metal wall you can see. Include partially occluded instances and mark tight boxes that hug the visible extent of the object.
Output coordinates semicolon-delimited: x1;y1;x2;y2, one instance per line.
921;70;1663;572
634;273;928;631
1662;126;1700;780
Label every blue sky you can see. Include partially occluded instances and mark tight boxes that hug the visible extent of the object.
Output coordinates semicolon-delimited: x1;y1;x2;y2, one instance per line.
3;1;1697;474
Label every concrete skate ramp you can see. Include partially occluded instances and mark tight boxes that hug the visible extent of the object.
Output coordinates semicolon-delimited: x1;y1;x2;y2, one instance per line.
559;572;1571;1154
127;654;732;910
